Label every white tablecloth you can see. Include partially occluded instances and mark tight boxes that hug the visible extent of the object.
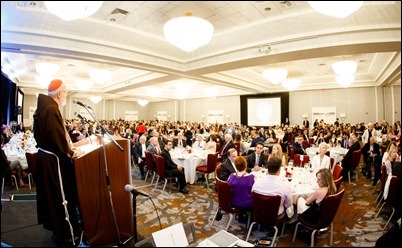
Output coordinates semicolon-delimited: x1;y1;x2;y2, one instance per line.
170;148;211;184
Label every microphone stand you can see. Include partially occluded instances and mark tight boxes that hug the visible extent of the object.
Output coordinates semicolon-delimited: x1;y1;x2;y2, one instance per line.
79;103;124;247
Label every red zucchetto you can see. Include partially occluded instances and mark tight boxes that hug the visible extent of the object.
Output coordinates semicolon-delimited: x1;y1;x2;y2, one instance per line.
48;79;63;93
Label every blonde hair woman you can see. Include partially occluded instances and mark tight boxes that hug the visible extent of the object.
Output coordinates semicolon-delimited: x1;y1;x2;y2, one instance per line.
311;142;331;172
268;143;286;166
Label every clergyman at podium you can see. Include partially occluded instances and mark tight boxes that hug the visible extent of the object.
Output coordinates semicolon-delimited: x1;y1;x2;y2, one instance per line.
33;79;84;247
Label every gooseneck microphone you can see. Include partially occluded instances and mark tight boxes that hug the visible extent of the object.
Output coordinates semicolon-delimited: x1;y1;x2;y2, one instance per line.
73;99;93;110
124;184;149;197
74;112;87;123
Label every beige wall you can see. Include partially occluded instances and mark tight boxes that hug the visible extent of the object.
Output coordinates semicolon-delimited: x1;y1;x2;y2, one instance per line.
22;86;400;127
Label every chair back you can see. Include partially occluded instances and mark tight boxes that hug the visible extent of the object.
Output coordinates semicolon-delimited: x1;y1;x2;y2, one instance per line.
251;192;283;226
234;142;240;155
350;149;362;169
215;162;222;180
316;189;345;229
288;145;295;161
25;152;38;174
385;176;399;206
145;151;156;172
302;140;309;149
154;155;166;179
333;176;343;193
216;177;239;214
206;152;218;173
330;157;335;170
294;154;310;167
216;142;221;153
379;164;388;191
308;138;314;146
381;145;387;155
332;163;343;181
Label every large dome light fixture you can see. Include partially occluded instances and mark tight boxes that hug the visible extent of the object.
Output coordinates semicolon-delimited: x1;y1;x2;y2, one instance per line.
36;62;59;76
282;79;301;91
308;1;363;18
137;99;149;107
89;69;112;84
163;12;214;52
45;1;104;21
262;68;288;85
332;60;358;75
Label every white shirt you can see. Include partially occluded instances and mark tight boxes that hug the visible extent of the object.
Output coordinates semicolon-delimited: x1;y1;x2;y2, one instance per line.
192;140;206;149
141;143;146;157
311;154;331;172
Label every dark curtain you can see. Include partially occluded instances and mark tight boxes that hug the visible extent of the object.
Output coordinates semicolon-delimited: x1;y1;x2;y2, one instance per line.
0;71;16;126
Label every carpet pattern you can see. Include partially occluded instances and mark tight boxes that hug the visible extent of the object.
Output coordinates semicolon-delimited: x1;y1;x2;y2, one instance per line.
1;167;394;247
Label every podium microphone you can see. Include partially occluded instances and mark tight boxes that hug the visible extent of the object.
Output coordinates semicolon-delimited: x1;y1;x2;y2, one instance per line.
124;184;149;197
73;99;93;110
74;112;87;123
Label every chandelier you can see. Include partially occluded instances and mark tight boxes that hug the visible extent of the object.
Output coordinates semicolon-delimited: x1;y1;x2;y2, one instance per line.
89;96;103;104
163;12;214;52
282;79;301;91
137;99;149;107
308;1;363;18
36;62;59;76
332;60;358;87
262;68;288;84
45;1;104;21
89;69;112;84
76;79;93;91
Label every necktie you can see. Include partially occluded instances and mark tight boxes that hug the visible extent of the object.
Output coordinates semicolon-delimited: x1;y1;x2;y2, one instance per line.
199;142;201;148
179;140;182;147
157;144;161;154
255;155;259;166
221;142;228;155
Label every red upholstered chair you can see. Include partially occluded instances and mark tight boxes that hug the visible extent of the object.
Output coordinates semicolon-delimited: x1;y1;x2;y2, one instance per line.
211;177;240;231
153;155;178;193
25;152;38;189
288;145;295;162
302;140;310;149
216;142;221;153
196;152;218;190
373;164;388;203
233;142;240;155
374;176;399;231
293;154;310;167
245;192;286;245
292;189;345;247
145;151;157;185
329;157;335;171
309;138;315;147
348;149;362;184
333;176;343;193
332;163;343;181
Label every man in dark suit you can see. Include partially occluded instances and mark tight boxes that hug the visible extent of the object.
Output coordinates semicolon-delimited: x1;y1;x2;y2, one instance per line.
292;136;306;155
362;136;381;184
219;148;238;181
218;133;235;162
341;133;361;179
161;140;189;194
134;135;147;180
303;118;310;129
246;142;267;172
173;132;187;149
249;132;264;148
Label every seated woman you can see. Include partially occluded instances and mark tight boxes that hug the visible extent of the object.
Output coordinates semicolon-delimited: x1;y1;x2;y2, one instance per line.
268;143;286;166
0;136;27;187
296;168;337;224
311;142;331;173
228;156;255;211
205;133;217;153
384;145;399;176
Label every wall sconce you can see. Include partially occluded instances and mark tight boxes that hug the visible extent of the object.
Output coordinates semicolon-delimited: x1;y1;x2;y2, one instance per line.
339;113;346;118
302;114;308;118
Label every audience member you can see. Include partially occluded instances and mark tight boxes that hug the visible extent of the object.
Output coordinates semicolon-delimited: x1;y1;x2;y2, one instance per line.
218;133;235;162
228;156;254;210
292;136;306;155
246;142;266;172
252;157;293;217
134;135;147;180
268;143;286;166
192;134;206;149
160;140;190;194
362;136;381;185
311;142;331;173
0;135;27;187
219;148;238;181
341;133;361;179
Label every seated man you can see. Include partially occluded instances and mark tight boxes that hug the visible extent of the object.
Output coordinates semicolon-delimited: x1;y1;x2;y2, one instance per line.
361;136;381;184
219;148;238;181
252;156;293;217
246;142;267;172
292;136;306;155
161;140;190;194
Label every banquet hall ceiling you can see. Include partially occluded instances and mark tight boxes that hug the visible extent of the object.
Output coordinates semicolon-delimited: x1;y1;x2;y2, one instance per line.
1;1;401;103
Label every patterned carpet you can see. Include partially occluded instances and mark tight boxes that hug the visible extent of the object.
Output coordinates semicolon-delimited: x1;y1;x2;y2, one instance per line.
133;168;394;247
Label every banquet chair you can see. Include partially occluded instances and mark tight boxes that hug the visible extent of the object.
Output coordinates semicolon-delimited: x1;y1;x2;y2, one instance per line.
10;171;19;191
348;149;362;184
330;157;335;171
211;177;240;231
288;145;295;162
374;176;399;231
196;152;218;190
332;163;343;181
144;151;157;185
333;176;343;193
302;140;310;149
245;192;286;246
153;155;178;193
292;189;345;247
373;164;387;204
25;152;38;189
216;142;221;153
308;138;315;147
293;154;310;167
234;142;240;155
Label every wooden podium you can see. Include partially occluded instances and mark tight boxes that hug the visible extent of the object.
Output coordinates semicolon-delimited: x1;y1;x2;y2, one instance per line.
73;135;133;246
